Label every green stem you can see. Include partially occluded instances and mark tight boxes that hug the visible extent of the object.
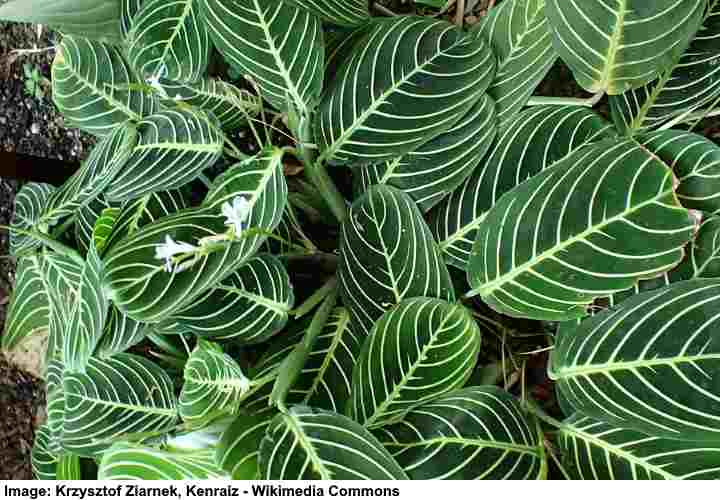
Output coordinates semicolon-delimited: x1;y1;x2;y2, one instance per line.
296;120;347;222
526;92;605;108
292;276;338;318
270;282;338;409
0;225;83;265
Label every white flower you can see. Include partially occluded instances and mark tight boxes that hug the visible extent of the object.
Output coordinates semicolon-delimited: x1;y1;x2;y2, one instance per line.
146;65;168;97
222;195;252;235
155;235;197;272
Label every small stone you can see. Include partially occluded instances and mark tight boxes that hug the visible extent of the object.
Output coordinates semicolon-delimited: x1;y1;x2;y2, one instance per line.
30;123;40;134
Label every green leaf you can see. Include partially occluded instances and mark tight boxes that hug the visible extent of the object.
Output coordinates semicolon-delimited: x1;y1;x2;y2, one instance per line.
9;182;55;256
217;409;275;479
93;207;122;254
316;16;496;166
672;216;720;281
429;105;616;270
57;454;82;480
200;0;324;116
121;0;144;36
610;2;720;133
354;94;497;212
348;297;482;428
95;306;148;358
639;130;720;215
259;406;409;479
62;353;178;457
545;0;706;94
466;138;696;321
99;443;229;479
104;108;224;201
31;425;59;480
477;0;557;126
127;0;211;82
179;340;251;427
158;77;260;131
558;413;720;479
2;256;49;352
76;197;115;255
63;242;109;373
283;0;368;27
166;254;293;343
339;185;455;338
105;149;287;322
0;0;123;44
52;36;158;137
550;279;720;442
376;386;546;479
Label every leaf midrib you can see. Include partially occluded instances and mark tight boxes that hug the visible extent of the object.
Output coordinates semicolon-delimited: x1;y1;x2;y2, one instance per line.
599;0;627;92
302;310;351;406
381;435;540;455
474;182;677;297
283;412;332;479
552;352;720;379
66;393;177;416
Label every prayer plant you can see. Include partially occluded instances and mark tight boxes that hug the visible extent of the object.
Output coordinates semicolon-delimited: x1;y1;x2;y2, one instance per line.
3;0;720;481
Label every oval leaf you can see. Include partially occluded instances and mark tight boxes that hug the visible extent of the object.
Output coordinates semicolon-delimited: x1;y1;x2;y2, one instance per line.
31;425;59;480
104;108;224;201
52;36;158;137
62;353;178;456
354;94;497;212
216;409;276;479
339;185;455;338
259;406;408;479
200;0;324;116
99;443;228;479
284;0;368;27
315;16;496;165
376;386;546;479
348;298;482;428
429;105;616;270
2;256;49;352
545;0;705;94
467;138;696;321
551;279;720;442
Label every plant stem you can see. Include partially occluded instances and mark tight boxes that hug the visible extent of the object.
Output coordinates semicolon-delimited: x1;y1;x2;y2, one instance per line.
292;276;338;318
297;120;347;223
526;92;605;108
0;225;84;265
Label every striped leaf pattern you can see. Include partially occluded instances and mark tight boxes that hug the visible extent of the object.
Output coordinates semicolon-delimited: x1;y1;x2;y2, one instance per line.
167;254;292;343
673;216;720;281
62;354;178;456
376;387;546;480
104;108;224;201
47;360;64;447
316;16;496;165
57;455;82;480
31;425;59;480
259;406;409;479
200;0;324;116
128;0;210;82
103;189;187;253
348;298;482;429
93;207;122;254
545;0;706;94
467;138;696;321
551;279;720;442
558;414;720;479
217;409;276;479
639;130;720;215
478;0;557;126
179;340;250;427
284;0;368;27
95;306;148;358
158;77;260;131
63;243;109;373
99;444;228;479
354;94;497;212
105;149;287;322
429;105;616;270
2;256;49;351
339;185;455;338
52;36;158;137
76;197;115;254
0;0;124;44
121;0;145;36
10;182;55;256
610;2;720;133
42;124;137;228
